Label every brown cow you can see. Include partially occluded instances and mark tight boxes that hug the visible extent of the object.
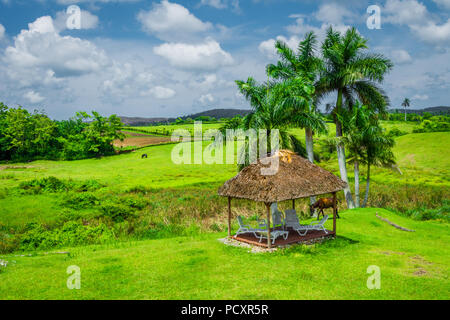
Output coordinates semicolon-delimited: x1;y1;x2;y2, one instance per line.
309;198;340;220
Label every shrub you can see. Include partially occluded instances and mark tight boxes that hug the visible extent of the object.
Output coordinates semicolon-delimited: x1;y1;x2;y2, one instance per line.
18;177;104;195
19;176;68;194
412;120;450;133
387;127;407;137
19;221;114;251
100;201;136;222
0;232;20;254
63;192;99;210
74;179;104;192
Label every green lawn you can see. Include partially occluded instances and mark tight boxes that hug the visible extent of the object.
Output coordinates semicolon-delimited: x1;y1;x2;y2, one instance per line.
1;208;448;299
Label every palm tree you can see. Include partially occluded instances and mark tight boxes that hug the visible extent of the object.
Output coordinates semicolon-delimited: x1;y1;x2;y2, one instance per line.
342;102;378;207
361;127;398;208
266;32;326;164
342;102;398;208
266;32;328;205
235;76;317;168
401;98;410;121
315;26;393;209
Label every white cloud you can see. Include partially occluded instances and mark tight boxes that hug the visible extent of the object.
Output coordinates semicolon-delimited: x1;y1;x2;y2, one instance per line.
101;62;153;102
28;16;56;34
286;16;351;40
391;49;412;64
412;94;429;101
4;16;109;80
432;0;450;9
314;3;355;25
56;0;139;3
198;93;215;104
384;0;429;25
24;90;45;104
147;86;176;99
0;24;5;40
260;15;352;60
200;0;227;9
410;19;450;44
153;38;233;70
384;0;450;45
137;0;212;41
199;0;241;13
258;35;301;59
54;9;99;31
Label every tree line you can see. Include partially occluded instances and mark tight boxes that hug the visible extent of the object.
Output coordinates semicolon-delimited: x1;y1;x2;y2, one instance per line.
0;103;124;161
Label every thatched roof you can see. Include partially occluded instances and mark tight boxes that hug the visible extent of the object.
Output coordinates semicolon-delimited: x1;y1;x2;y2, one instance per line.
218;150;347;202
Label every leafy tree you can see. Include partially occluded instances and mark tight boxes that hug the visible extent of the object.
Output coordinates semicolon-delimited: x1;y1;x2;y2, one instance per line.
0;104;124;161
316;27;393;208
0;103;10;160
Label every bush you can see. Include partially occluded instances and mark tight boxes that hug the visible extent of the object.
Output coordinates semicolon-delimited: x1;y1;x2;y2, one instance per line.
18;177;104;195
0;232;20;254
412;120;450;133
100;201;137;222
404;200;449;222
19;221;114;251
19;176;68;194
387;127;407;137
63;192;99;210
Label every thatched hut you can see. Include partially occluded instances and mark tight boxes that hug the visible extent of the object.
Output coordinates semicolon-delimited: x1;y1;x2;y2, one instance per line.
218;150;347;248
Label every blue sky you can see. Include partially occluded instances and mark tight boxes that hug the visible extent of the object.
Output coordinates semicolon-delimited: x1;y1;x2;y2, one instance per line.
0;0;449;119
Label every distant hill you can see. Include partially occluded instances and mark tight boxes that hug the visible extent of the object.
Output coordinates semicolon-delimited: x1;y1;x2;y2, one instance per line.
119;116;171;126
180;108;252;120
120;108;252;126
389;106;450;115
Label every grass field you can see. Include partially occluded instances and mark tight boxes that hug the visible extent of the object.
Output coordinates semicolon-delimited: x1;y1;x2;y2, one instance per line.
1;208;448;299
0;121;449;299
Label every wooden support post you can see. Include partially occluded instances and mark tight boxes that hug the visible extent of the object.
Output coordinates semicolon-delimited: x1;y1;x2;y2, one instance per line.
266;202;271;248
332;192;337;235
292;199;295;210
227;197;232;238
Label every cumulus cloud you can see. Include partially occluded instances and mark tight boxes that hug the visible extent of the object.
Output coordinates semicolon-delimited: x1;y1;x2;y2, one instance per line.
432;0;450;9
101;62;153;102
137;0;212;41
260;14;352;60
391;49;412;64
147;86;176;99
24;90;45;104
412;94;429;101
384;0;450;45
54;9;99;31
153;38;233;70
258;35;301;59
199;0;241;13
200;0;227;9
198;93;215;105
314;3;356;25
4;16;109;80
56;0;139;3
0;24;5;40
410;20;450;44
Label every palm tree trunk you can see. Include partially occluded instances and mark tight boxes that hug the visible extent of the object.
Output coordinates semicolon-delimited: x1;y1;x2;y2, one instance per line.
404;106;406;121
335;90;355;209
354;160;360;208
305;127;316;205
362;164;370;208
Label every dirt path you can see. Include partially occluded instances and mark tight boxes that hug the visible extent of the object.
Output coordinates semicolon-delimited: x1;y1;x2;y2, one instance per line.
114;136;172;148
